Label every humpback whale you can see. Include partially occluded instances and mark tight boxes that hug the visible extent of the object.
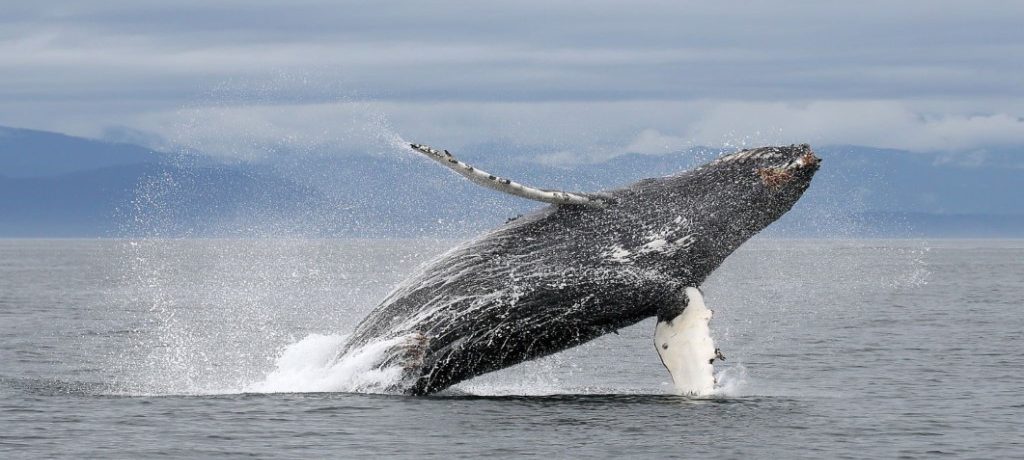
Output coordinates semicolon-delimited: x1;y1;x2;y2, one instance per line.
339;143;820;395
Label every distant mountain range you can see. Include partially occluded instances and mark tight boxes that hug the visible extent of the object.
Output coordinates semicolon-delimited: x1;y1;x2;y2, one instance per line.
0;125;1021;237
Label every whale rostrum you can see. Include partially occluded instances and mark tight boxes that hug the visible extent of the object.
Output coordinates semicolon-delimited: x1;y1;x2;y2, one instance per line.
339;142;821;395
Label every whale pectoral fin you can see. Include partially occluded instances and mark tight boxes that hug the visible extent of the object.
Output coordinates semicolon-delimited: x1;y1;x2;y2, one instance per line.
654;287;717;396
409;143;610;208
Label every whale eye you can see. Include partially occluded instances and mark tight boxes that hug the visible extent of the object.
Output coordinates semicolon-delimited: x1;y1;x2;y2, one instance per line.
662;343;669;350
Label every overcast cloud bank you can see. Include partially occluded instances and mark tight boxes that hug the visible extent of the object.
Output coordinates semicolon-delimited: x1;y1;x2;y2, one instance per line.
1;1;1021;159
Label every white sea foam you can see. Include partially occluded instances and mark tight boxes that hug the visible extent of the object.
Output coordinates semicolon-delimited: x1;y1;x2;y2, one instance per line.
245;334;405;394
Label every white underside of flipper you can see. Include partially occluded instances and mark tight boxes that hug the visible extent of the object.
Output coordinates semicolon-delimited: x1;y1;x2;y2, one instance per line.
655;287;717;396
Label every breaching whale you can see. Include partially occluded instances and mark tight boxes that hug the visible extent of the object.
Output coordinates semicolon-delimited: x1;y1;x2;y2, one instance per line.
338;143;820;395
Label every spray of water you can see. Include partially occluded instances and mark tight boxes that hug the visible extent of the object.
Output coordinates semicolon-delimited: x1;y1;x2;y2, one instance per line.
246;334;404;393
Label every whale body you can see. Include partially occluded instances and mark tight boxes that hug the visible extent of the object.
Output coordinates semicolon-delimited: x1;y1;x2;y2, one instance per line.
339;143;821;395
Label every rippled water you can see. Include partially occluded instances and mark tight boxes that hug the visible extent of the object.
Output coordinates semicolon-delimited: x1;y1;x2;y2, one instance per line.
1;239;1021;458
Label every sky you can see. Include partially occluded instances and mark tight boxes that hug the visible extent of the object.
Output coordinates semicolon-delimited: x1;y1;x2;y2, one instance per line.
2;1;1023;161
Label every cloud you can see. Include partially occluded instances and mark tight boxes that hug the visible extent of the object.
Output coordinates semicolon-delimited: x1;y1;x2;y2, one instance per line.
91;96;1023;164
0;1;1021;158
128;99;710;159
623;129;691;155
686;101;1024;152
2;1;1022;106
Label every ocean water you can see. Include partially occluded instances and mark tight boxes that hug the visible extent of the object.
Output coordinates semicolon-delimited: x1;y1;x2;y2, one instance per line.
1;238;1021;458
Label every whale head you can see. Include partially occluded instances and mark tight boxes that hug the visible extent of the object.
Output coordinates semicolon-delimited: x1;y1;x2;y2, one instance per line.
696;143;821;218
611;144;821;282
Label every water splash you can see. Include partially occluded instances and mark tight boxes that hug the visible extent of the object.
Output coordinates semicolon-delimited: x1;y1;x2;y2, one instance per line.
246;334;405;394
713;363;748;397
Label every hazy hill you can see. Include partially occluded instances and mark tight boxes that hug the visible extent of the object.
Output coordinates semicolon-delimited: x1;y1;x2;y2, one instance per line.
0;126;1020;237
0;126;164;178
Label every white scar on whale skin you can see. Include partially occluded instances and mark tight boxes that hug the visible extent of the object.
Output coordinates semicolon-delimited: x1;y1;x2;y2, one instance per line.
654;287;717;396
601;217;696;264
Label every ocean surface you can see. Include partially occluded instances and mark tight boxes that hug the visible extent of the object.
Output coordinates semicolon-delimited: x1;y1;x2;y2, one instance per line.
1;238;1021;458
